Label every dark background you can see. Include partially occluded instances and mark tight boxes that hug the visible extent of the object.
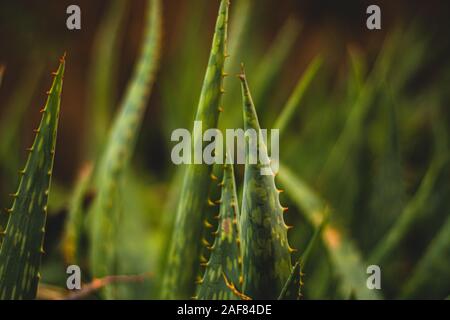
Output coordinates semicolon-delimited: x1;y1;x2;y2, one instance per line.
0;0;449;184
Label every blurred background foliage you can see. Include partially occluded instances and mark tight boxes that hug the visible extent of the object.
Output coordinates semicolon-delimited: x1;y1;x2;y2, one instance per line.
0;0;449;299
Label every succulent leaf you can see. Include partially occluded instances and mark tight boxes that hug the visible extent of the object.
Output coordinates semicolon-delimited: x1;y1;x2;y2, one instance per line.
278;261;302;300
89;0;161;286
0;62;45;188
0;56;65;300
238;70;293;299
162;0;229;299
197;160;241;300
0;62;45;233
62;0;130;271
278;212;326;300
62;163;93;265
85;0;129;159
220;0;253;129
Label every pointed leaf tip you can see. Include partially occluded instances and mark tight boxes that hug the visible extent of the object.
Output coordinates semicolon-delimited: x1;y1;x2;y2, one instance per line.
0;56;65;300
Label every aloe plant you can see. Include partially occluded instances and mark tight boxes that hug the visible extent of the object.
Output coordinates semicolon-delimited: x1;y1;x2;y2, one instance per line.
0;56;65;299
61;0;133;269
0;63;46;235
238;70;293;299
191;68;327;301
85;0;129;159
0;0;447;302
278;221;325;300
162;0;229;299
89;0;161;291
277;261;302;300
196;159;241;300
62;163;92;265
61;1;131;269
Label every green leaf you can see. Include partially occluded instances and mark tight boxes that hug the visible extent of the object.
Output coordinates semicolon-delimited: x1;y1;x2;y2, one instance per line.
162;0;230;299
220;0;254;129
0;56;65;300
226;0;253;64
253;18;301;112
114;169;165;299
84;0;129;159
196;160;241;300
277;163;381;299
347;46;366;96
278;260;302;300
301;213;328;267
277;164;325;226
273;55;322;134
324;228;380;299
278;211;327;300
89;0;161;287
361;86;404;250
369;156;449;265
238;70;293;299
400;215;450;299
61;163;93;266
318;31;399;224
0;62;45;233
161;0;210;136
62;0;130;272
